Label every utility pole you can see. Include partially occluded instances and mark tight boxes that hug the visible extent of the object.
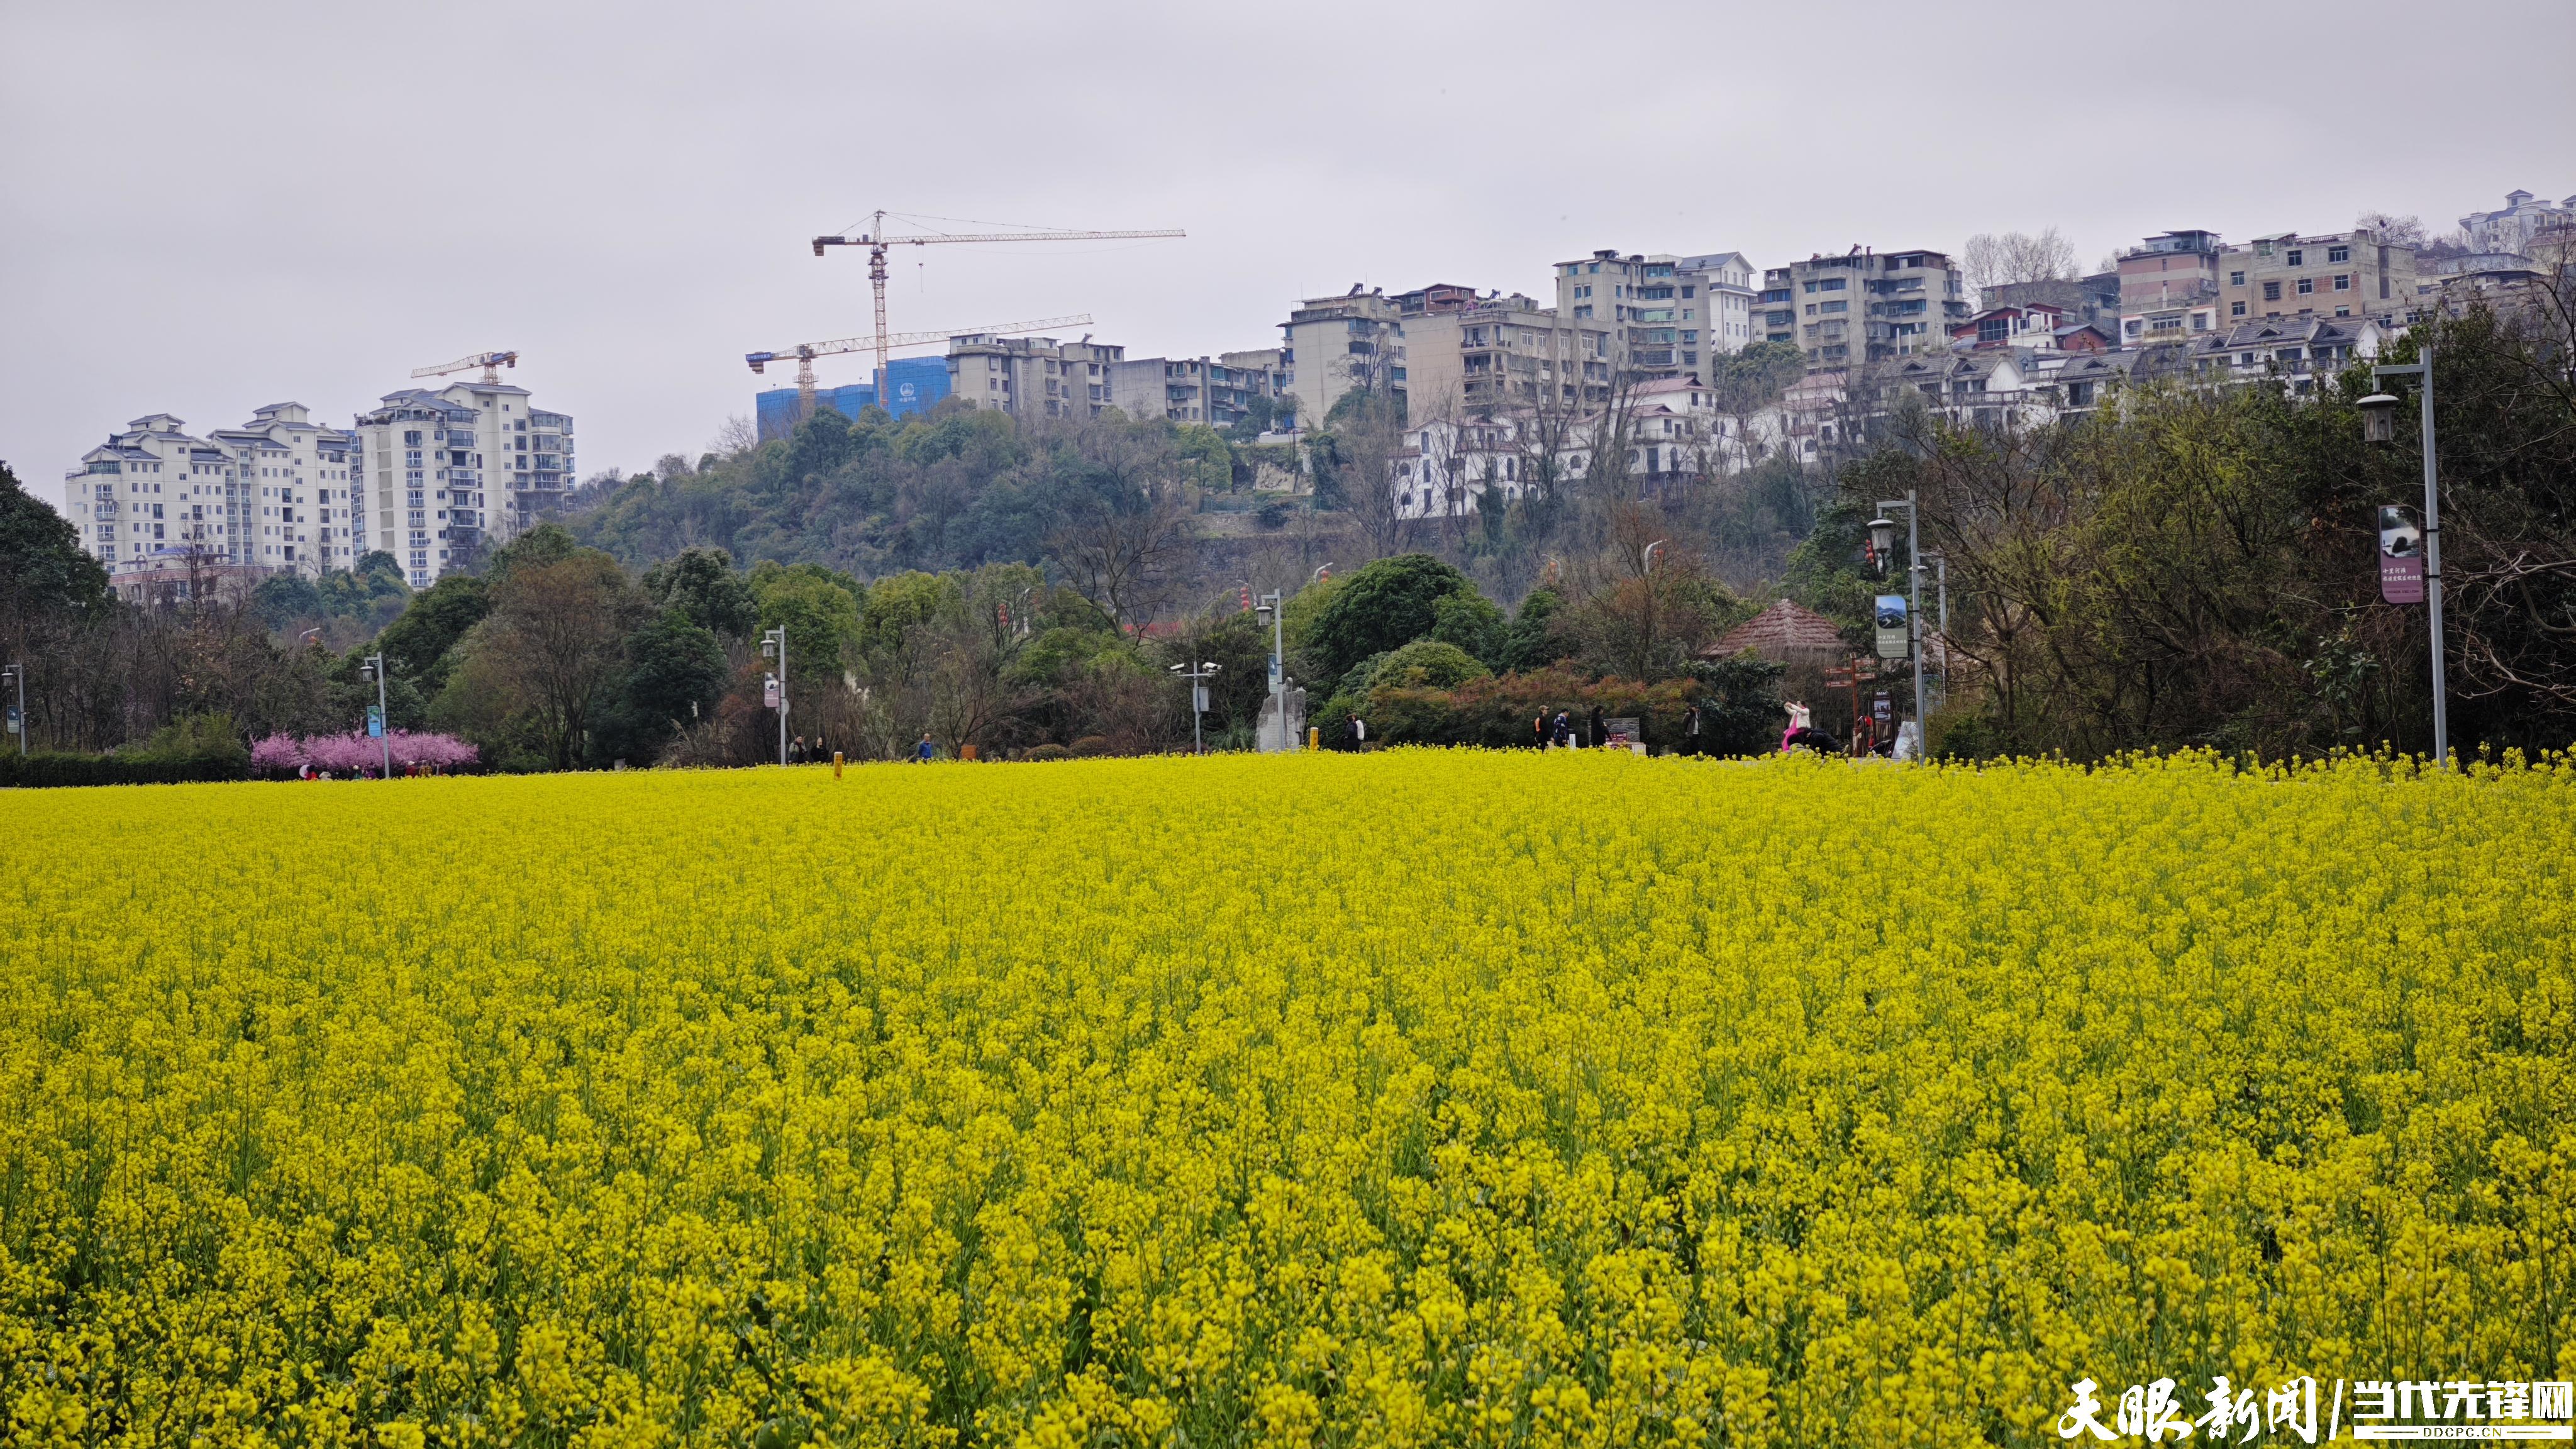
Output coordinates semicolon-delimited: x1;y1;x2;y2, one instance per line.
1253;590;1285;750
2363;348;2448;767
360;653;391;779
2;662;23;758
760;626;789;766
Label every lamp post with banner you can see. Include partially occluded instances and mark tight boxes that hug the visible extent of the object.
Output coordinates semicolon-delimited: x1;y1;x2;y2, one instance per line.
1867;489;1927;757
2358;352;2447;766
1252;589;1287;750
759;626;788;766
1;662;23;758
359;653;391;779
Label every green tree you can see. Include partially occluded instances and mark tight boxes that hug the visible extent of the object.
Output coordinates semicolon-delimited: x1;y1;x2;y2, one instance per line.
1496;586;1568;674
0;461;110;628
374;575;491;696
589;609;727;766
643;547;759;638
1304;553;1483;691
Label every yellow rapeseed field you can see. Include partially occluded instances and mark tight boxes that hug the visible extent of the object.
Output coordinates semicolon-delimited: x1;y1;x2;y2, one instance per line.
2;751;2572;1447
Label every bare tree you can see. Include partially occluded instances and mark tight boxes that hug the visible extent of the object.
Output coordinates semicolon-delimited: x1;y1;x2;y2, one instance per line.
711;414;760;456
1963;228;2080;296
1046;487;1193;634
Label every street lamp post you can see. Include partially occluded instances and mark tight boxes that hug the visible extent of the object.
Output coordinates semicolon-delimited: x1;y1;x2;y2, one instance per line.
1253;590;1286;750
1919;551;1950;712
1170;660;1220;755
759;626;789;766
1868;489;1926;757
360;653;391;779
1;662;23;758
2360;347;2448;767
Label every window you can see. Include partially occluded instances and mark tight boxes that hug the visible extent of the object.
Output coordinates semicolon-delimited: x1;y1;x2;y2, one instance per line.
2255;240;2274;257
2297;277;2314;295
2334;274;2351;291
2328;245;2350;264
1977;316;2009;343
2263;281;2282;301
2232;301;2247;317
2286;250;2304;267
1819;300;1847;314
2229;271;2246;286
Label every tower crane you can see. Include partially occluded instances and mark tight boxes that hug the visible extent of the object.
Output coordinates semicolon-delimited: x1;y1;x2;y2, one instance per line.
747;314;1096;419
810;211;1183;391
411;350;519;384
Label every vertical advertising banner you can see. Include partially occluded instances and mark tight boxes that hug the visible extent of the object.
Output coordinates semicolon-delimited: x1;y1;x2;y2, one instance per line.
2379;504;2425;605
1874;594;1910;660
762;674;782;709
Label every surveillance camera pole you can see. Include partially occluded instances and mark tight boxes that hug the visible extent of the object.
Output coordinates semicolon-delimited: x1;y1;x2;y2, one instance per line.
2370;347;2446;767
760;626;789;766
1170;660;1220;755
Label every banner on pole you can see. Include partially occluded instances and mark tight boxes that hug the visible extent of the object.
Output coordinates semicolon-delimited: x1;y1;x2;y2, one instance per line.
366;705;385;739
762;674;781;709
1874;594;1910;660
2379;504;2424;604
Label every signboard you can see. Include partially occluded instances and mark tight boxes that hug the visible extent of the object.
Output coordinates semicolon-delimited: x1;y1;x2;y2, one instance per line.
1872;692;1893;724
365;705;385;739
1192;685;1210;713
4;706;18;736
1268;657;1282;691
762;674;781;709
1874;594;1910;660
2379;504;2424;605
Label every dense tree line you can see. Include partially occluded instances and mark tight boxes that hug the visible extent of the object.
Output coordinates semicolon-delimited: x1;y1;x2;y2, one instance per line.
1855;304;2576;759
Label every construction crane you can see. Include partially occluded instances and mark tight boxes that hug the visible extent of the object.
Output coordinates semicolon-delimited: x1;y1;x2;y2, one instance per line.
411;350;519;384
810;211;1183;392
747;314;1095;418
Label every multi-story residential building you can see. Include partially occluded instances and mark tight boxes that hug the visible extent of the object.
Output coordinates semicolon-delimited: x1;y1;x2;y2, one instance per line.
2460;189;2575;254
947;332;1126;421
352;380;573;587
1279;289;1406;431
2115;230;2226;346
1107;355;1275;428
64;405;362;586
1399;293;1582;423
1673;252;1760;359
1755;249;1967;367
2218;228;2417;327
1552;249;1756;380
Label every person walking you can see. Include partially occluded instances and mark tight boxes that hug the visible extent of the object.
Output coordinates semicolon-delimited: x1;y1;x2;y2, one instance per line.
1587;704;1606;750
1681;704;1704;757
1551;711;1572;748
914;733;935;762
1532;711;1548;750
1344;712;1367;750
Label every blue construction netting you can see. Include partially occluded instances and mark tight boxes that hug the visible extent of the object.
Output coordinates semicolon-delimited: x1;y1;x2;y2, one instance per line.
754;358;955;442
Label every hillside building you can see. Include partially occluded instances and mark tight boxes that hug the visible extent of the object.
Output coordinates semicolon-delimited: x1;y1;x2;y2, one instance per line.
64;406;361;587
947;333;1126;420
353;381;574;588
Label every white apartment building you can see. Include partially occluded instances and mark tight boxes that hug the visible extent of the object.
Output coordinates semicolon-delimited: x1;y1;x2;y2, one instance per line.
64;405;360;586
947;333;1126;419
351;381;572;587
1392;377;1771;519
1757;248;1969;367
1400;294;1577;424
1672;252;1760;357
2461;189;2575;254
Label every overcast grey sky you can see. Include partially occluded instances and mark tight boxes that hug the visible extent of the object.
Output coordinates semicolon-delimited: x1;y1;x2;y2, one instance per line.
5;0;2570;511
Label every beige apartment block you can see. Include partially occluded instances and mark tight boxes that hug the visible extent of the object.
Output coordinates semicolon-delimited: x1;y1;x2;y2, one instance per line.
1756;248;1967;367
2219;229;2418;326
1107;355;1276;428
1279;289;1406;431
947;333;1126;420
1401;295;1582;424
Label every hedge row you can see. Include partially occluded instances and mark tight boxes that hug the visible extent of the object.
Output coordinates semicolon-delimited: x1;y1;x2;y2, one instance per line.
0;753;251;788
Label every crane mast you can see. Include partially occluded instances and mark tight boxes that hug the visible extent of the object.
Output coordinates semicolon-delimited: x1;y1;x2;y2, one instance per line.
811;211;1184;391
